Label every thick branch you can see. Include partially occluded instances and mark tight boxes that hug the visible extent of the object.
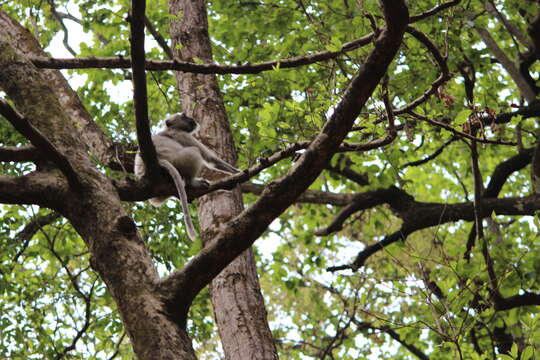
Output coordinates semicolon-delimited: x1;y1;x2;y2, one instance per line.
0;144;40;162
0;171;68;207
144;16;173;59
31;33;374;74
0;100;83;191
327;193;540;271
484;148;533;197
0;10;121;170
465;148;533;259
129;0;160;178
495;292;540;311
492;101;540;124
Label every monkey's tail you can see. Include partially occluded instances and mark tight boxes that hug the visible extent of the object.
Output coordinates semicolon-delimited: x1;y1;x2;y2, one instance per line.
159;160;197;241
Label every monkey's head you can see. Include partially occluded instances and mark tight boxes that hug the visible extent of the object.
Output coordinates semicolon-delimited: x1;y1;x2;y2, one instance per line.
165;113;198;133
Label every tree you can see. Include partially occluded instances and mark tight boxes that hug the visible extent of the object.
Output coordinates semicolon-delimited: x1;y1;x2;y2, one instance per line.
0;0;539;359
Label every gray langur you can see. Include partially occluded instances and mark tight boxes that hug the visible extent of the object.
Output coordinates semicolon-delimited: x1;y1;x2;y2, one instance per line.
134;113;240;240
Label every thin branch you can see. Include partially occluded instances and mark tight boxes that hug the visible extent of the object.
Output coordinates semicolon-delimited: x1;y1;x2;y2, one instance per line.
327;228;411;271
465;148;533;259
315;187;410;236
401;137;457;168
483;1;530;48
13;212;61;262
29;0;462;78
47;0;77;56
241;183;355;206
470;137;485;237
116;130;395;203
107;332;127;360
409;0;461;23
129;0;160;178
407;110;516;146
327;156;369;186
144;16;173;59
36;222;94;360
532;138;540;193
0;99;83;191
354;320;430;360
474;25;537;103
338;134;398;152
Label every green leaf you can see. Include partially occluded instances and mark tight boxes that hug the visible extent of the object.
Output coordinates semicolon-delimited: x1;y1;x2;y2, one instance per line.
522;346;534;360
454;109;472;125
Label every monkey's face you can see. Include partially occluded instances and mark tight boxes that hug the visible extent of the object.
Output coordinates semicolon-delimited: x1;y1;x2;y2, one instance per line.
165;113;198;133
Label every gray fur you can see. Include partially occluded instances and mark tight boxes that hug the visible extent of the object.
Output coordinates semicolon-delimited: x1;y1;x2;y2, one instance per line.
134;113;240;240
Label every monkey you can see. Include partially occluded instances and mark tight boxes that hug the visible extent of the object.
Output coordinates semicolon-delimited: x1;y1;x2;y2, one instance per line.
134;113;240;240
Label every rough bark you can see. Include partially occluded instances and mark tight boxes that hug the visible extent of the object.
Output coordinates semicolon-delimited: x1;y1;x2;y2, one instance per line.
167;0;279;359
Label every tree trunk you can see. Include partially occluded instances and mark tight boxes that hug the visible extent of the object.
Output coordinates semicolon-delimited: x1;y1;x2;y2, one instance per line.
167;1;279;359
0;15;198;360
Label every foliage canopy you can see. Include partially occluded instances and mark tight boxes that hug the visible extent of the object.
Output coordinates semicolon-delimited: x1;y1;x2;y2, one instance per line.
1;0;539;359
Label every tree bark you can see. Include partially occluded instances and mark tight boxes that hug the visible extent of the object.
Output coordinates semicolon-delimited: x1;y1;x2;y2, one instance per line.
167;1;279;359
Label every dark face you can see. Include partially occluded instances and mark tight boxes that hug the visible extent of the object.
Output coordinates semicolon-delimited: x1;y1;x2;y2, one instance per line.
165;113;198;133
